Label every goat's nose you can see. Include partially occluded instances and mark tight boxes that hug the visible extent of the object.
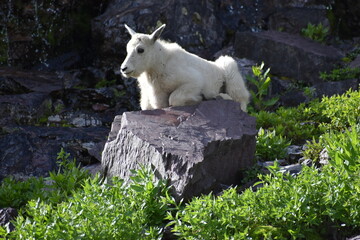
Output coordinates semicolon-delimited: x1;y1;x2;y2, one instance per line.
121;66;127;72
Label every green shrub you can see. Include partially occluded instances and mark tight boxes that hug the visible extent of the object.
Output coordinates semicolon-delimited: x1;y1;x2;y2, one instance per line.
317;88;360;131
320;67;360;81
323;124;360;175
253;105;323;144
47;148;91;203
255;128;291;161
247;62;279;112
302;137;325;162
253;88;359;143
5;167;171;240
168;149;360;239
301;23;329;43
0;177;45;209
0;148;90;210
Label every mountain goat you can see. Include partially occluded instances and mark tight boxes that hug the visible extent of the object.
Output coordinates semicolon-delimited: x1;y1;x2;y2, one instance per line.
120;24;250;111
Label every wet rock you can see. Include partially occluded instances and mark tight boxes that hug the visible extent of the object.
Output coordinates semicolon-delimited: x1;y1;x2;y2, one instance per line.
0;126;108;181
235;31;344;85
0;208;18;232
102;100;257;200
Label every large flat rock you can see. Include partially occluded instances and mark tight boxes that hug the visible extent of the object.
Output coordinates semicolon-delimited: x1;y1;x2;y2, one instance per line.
101;100;257;200
235;31;344;85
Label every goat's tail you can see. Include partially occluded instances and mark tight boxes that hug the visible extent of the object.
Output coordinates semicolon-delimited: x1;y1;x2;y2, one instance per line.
215;56;250;112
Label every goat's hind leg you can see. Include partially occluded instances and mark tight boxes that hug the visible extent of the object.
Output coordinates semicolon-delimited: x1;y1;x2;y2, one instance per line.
169;83;202;107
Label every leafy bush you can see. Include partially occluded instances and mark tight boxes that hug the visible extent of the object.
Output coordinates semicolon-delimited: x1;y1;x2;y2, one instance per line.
320;67;360;81
47;148;91;203
301;23;329;43
302;137;325;162
253;88;359;143
322;124;360;174
253;105;323;144
255;128;291;161
317;88;360;131
0;177;45;209
0;148;90;209
247;62;279;112
168;141;360;239
3;167;172;240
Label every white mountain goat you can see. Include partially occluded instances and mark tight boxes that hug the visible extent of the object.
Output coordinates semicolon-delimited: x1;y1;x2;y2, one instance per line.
120;24;250;111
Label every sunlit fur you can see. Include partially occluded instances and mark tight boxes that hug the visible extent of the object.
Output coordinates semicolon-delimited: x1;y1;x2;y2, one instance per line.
121;24;250;111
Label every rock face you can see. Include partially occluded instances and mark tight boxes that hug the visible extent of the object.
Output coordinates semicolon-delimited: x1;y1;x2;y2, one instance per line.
0;208;18;232
235;31;344;85
102;100;257;200
333;0;360;38
91;0;269;67
0;66;135;181
0;126;108;181
0;0;107;68
268;7;329;34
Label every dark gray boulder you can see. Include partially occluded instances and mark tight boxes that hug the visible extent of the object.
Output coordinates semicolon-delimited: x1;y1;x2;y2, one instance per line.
234;31;344;85
268;7;329;35
314;79;360;98
0;126;108;181
101;100;257;200
0;208;18;232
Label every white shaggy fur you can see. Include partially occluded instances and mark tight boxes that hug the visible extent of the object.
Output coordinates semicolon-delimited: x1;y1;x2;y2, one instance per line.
120;24;250;111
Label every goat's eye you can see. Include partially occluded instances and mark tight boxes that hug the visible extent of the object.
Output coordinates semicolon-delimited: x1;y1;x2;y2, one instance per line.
137;47;144;54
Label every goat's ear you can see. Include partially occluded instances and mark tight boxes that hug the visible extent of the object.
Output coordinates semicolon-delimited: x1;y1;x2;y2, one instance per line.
150;24;166;42
124;24;137;36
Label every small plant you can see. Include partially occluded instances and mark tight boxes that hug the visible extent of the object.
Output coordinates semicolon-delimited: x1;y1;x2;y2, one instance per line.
303;86;316;100
302;137;325;162
47;148;91;202
255;128;291;161
342;47;360;63
320;67;360;81
301;23;329;43
95;78;116;88
247;62;279;112
318;88;360;131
